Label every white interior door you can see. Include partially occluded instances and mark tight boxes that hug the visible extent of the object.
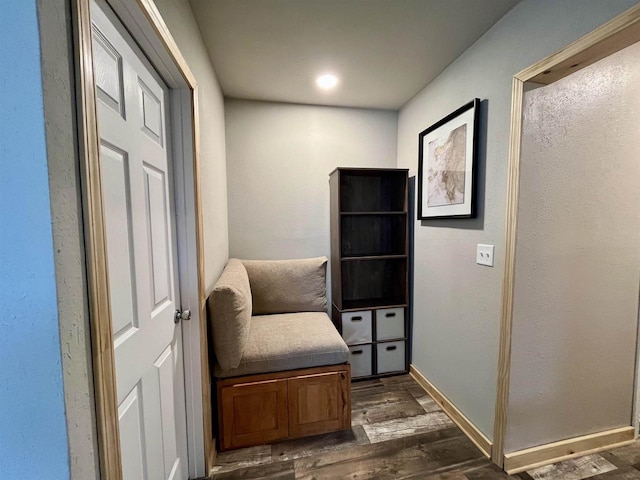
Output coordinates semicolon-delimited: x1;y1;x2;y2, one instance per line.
91;1;188;478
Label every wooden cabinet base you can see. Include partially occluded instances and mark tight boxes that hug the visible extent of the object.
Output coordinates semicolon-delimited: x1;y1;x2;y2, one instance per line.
217;364;351;451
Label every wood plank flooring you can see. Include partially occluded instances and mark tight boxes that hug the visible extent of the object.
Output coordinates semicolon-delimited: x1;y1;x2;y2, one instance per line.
208;375;640;480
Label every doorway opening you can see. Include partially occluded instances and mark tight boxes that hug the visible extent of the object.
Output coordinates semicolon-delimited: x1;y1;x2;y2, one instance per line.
494;5;640;473
73;0;214;478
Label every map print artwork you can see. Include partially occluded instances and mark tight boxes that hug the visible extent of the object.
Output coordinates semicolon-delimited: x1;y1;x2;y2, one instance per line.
427;124;466;207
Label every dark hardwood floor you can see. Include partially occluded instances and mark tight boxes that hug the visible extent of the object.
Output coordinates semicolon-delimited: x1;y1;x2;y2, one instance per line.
209;375;640;479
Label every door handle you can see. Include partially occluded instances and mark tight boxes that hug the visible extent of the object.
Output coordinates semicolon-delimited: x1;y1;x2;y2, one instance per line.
174;309;191;324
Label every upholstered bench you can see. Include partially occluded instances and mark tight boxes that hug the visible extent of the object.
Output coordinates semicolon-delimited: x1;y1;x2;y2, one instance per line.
209;257;351;450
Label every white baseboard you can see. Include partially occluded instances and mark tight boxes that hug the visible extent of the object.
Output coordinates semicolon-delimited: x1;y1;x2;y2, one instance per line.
503;426;634;474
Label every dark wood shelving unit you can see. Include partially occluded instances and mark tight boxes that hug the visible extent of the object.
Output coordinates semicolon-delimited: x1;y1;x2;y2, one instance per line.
330;167;410;379
341;255;407;261
340;211;407;215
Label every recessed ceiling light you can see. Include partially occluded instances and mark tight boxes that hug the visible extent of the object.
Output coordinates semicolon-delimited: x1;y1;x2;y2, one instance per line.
316;74;339;90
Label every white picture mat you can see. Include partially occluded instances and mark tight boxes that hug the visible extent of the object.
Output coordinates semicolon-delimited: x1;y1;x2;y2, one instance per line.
421;107;475;217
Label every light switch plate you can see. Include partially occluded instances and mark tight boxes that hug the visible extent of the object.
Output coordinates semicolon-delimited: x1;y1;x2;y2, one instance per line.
477;244;494;267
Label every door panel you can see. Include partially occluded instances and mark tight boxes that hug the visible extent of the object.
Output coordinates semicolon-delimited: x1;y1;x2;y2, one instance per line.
155;345;183;480
99;143;138;341
93;27;125;117
143;164;171;309
139;80;164;144
118;383;146;480
92;1;188;478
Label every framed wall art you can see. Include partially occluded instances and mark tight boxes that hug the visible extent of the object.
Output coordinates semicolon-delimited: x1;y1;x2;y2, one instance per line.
418;98;479;219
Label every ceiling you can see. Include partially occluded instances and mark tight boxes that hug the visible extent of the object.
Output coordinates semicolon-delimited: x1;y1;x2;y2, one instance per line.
189;0;520;110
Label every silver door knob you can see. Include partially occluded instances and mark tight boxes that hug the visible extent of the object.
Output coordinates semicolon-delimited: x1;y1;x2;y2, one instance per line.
174;309;192;324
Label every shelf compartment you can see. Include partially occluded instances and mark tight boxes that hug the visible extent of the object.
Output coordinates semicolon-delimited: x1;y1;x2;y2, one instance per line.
340;297;406;311
376;307;405;341
340;171;407;212
341;255;407;261
376;341;406;374
348;344;373;378
341;310;372;344
340;211;406;216
341;258;406;309
341;214;407;257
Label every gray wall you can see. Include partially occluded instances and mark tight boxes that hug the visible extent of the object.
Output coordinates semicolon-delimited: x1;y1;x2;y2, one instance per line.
155;0;230;294
225;99;398;300
505;42;640;452
396;0;638;440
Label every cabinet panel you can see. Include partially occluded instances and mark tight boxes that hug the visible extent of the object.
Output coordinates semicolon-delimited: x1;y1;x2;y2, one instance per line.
341;310;372;344
219;379;288;450
217;365;351;450
288;370;351;438
376;307;405;341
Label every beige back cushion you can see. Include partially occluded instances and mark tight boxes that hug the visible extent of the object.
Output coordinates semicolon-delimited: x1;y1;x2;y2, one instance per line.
242;257;328;315
208;258;252;371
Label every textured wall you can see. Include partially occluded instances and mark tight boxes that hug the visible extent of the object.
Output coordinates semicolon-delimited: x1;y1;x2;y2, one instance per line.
505;41;640;452
396;0;638;439
225;99;397;304
37;0;100;478
155;0;230;294
0;1;70;477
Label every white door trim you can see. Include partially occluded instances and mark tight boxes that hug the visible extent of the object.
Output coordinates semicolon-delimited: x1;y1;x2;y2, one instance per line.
72;0;213;478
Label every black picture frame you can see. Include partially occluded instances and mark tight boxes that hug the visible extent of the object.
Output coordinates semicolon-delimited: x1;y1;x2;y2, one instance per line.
417;98;480;220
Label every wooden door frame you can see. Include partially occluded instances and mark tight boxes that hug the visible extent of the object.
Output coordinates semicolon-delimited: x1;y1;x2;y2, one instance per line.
72;0;214;478
493;4;640;470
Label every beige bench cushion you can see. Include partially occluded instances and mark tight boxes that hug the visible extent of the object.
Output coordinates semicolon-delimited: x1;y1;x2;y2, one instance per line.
242;257;328;315
208;259;252;371
213;312;349;378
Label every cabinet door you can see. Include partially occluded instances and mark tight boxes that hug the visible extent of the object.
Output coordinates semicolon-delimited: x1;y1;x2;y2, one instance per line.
288;369;351;438
219;379;289;450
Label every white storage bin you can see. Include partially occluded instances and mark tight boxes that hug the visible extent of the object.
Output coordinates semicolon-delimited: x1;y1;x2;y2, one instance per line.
341;310;372;344
349;344;372;378
375;307;405;341
376;341;406;374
